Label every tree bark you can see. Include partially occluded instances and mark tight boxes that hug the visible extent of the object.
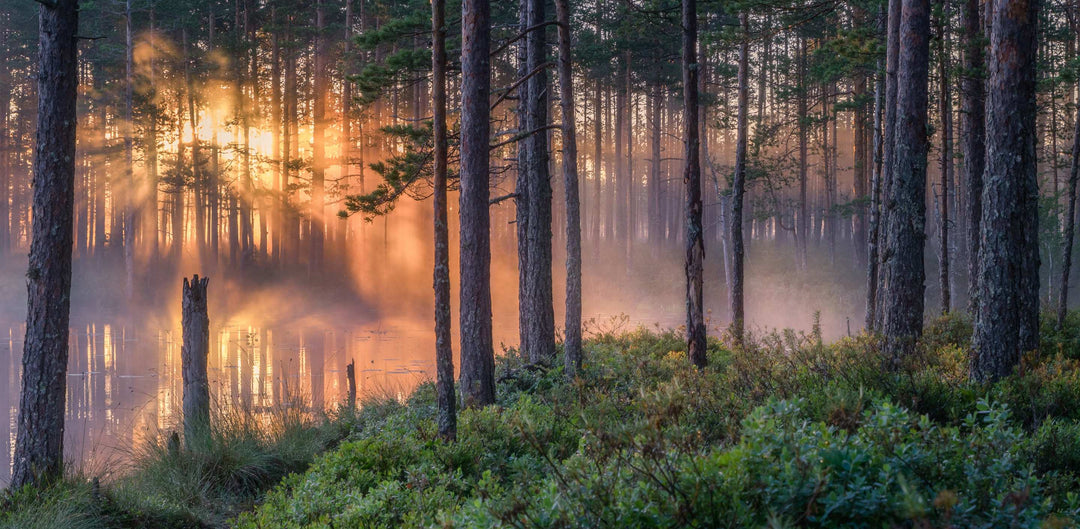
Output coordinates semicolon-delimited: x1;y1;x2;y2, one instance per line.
459;0;495;407
962;0;985;313
731;13;749;346
683;0;707;367
181;275;210;447
937;0;953;314
1058;95;1080;328
971;0;1040;382
11;0;79;490
881;0;930;363
555;0;583;376
432;0;456;440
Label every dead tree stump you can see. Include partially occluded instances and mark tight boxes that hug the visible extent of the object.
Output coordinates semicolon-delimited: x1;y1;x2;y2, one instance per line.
181;275;210;448
346;360;357;410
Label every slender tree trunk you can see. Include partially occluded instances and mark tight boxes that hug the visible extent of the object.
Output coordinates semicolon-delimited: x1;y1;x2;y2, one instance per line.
459;0;495;407
938;0;953;314
876;0;903;329
649;82;662;245
1058;97;1080;328
881;0;931;363
11;0;79;489
270;8;282;266
962;0;986;313
555;0;582;376
866;7;886;330
310;0;327;273
683;0;707;367
971;0;1040;381
731;13;749;346
592;80;602;245
797;38;809;269
431;0;456;440
123;0;136;300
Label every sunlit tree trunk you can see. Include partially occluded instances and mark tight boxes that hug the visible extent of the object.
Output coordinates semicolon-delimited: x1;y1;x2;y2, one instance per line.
882;0;930;363
971;0;1040;381
683;0;707;367
459;0;495;407
649;82;662;246
310;0;327;273
12;0;79;489
592;79;602;245
270;8;282;266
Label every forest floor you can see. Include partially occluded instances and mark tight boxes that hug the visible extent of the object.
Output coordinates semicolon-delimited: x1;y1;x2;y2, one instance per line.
5;313;1080;528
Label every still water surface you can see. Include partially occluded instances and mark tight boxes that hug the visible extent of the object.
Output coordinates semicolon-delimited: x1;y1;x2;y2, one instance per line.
0;316;446;485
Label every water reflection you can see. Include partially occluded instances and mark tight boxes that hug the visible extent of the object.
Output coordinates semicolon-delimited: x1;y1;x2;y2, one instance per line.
0;318;440;485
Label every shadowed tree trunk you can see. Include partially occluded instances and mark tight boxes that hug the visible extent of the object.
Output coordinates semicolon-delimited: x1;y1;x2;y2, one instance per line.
683;0;707;367
731;13;749;346
517;0;556;364
432;0;456;440
971;0;1040;382
937;0;953;315
961;0;985;313
881;0;931;363
181;275;210;448
459;0;495;407
866;6;886;331
1058;100;1080;329
11;0;79;490
555;0;582;376
875;0;903;329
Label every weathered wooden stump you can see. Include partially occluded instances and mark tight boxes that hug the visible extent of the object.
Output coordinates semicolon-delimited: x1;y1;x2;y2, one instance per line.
181;275;210;449
346;360;357;410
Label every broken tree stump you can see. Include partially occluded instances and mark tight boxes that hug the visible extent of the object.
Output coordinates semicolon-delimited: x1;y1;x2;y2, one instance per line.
181;275;210;449
346;360;357;410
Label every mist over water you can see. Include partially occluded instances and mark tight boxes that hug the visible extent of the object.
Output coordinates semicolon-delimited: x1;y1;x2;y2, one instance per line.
0;188;868;484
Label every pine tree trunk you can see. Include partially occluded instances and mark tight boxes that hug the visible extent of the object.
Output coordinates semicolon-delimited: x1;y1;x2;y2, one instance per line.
11;0;79;489
556;0;583;376
683;0;707;367
937;0;953;314
1058;94;1080;328
866;7;886;330
971;0;1040;381
310;0;327;273
459;0;495;407
731;14;749;346
881;0;931;363
961;0;985;313
431;0;456;441
876;0;903;329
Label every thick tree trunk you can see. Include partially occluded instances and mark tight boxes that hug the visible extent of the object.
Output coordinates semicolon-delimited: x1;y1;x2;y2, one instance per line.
731;14;749;346
971;0;1040;382
556;0;583;376
431;0;456;440
683;0;707;367
181;275;210;447
881;0;931;363
11;0;79;490
459;0;495;407
517;0;556;364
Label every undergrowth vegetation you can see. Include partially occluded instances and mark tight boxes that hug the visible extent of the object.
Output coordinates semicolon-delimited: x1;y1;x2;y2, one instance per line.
7;313;1080;528
235;313;1080;528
